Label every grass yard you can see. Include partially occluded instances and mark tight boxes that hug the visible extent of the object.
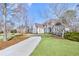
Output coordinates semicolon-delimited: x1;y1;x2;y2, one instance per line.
0;33;18;41
31;34;79;56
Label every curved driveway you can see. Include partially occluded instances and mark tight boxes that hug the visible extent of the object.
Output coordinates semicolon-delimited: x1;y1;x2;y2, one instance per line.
0;36;41;56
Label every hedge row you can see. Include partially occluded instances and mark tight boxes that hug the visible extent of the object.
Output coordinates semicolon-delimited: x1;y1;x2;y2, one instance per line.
64;32;79;42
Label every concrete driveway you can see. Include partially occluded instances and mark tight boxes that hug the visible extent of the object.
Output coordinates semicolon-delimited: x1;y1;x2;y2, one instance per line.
0;36;41;56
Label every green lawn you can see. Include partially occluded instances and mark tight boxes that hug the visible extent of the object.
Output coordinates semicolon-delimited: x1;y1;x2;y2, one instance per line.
31;34;79;56
0;33;19;41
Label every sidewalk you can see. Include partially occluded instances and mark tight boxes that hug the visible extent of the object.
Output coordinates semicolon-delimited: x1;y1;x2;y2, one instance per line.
0;36;41;56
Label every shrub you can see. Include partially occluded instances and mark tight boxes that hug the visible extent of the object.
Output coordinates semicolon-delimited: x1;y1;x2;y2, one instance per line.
11;30;17;33
64;32;79;42
0;31;3;34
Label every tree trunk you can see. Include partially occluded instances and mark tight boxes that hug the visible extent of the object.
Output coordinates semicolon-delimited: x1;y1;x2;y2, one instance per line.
3;4;7;41
62;30;64;38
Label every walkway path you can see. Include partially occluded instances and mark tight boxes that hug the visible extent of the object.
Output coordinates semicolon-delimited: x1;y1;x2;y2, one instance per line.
0;36;41;56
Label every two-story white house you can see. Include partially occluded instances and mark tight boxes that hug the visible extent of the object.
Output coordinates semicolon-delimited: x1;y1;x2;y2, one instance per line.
32;23;44;34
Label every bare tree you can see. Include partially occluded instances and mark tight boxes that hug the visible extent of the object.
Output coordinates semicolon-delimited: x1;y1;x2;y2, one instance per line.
48;4;68;19
10;4;29;34
61;10;77;31
47;4;69;38
0;3;29;41
2;3;7;41
0;17;4;33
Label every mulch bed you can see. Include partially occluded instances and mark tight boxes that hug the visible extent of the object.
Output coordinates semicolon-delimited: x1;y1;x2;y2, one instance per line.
0;34;30;50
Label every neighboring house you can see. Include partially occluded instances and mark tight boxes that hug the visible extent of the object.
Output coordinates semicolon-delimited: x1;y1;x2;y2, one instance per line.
32;23;44;34
31;24;37;33
6;23;14;33
16;25;29;33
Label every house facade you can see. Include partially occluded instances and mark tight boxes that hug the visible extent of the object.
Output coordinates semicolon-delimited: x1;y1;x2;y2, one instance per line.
51;22;65;36
32;19;70;36
32;23;44;34
16;25;29;34
44;19;70;36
